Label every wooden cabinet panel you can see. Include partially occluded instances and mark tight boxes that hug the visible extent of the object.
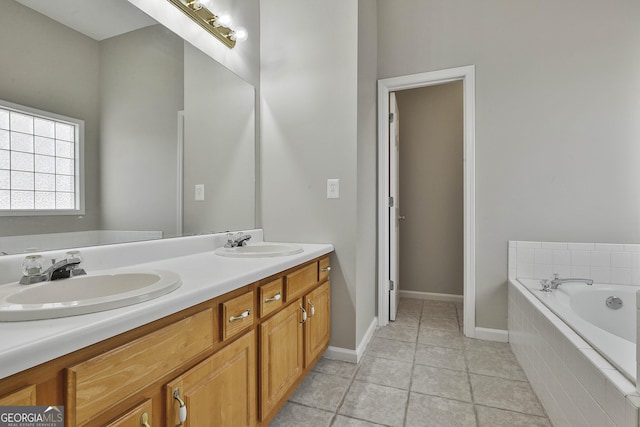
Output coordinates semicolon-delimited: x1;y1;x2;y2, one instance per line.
222;291;255;340
106;399;152;427
284;262;317;302
66;309;214;426
259;278;283;318
304;281;331;368
0;385;36;406
166;330;256;427
259;301;303;421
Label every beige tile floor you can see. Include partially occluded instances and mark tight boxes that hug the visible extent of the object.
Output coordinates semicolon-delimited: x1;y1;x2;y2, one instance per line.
269;298;552;427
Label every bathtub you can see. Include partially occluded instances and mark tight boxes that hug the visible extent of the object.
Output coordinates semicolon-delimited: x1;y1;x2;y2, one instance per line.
517;278;636;382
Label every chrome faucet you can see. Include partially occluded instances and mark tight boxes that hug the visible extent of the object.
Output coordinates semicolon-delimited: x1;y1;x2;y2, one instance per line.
19;252;86;285
540;274;593;292
224;233;252;248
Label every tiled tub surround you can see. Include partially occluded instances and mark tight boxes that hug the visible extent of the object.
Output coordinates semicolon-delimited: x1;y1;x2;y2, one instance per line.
508;240;640;426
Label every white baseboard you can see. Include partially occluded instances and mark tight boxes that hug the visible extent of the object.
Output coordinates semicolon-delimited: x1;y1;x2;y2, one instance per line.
474;327;509;342
323;316;378;364
399;290;463;304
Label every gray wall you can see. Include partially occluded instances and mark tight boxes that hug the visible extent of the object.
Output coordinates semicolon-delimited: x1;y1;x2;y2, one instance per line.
0;1;100;236
379;0;640;329
261;0;378;351
183;42;255;234
99;25;184;236
395;83;463;296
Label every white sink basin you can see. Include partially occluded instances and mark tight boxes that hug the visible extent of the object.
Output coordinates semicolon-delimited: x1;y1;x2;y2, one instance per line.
0;270;181;321
215;242;303;258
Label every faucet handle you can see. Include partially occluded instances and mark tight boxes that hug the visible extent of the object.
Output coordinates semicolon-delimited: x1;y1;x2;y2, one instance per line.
540;279;551;292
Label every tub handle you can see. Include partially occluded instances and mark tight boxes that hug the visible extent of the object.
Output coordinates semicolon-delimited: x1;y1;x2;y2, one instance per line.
539;279;551;293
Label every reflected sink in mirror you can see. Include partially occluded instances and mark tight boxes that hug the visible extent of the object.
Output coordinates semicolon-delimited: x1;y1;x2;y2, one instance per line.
215;243;304;258
0;270;181;321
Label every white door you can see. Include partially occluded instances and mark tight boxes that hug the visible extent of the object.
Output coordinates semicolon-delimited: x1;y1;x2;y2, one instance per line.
389;93;401;321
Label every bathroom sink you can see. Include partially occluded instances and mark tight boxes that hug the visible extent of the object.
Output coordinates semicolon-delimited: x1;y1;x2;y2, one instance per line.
0;270;181;321
215;242;303;258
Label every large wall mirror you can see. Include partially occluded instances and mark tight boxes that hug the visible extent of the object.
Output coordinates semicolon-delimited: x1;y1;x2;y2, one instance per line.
0;0;255;254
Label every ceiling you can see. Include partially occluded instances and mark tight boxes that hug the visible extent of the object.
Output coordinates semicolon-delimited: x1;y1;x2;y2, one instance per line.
15;0;157;41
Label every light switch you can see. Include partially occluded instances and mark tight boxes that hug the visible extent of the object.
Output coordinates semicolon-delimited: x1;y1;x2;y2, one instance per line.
327;179;339;199
195;184;205;201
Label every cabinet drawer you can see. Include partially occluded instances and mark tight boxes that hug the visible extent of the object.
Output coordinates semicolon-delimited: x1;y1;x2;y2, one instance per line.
0;385;36;406
319;257;331;283
222;291;255;340
66;309;214;426
106;399;153;427
259;278;283;318
285;262;318;302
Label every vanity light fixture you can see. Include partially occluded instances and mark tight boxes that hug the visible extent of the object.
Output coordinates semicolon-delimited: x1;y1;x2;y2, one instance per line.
167;0;247;48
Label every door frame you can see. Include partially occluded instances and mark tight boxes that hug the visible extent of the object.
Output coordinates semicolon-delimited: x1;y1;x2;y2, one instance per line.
377;65;476;338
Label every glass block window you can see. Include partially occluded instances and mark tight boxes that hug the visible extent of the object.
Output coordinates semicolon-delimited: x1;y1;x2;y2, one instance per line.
0;100;84;215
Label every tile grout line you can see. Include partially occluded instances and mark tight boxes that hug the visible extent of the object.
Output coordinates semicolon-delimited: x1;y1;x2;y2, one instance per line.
401;300;422;427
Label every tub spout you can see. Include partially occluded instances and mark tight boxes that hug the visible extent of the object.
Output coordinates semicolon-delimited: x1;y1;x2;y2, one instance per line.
548;274;593;289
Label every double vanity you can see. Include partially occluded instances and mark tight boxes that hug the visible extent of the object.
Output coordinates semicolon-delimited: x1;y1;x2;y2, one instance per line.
0;231;333;426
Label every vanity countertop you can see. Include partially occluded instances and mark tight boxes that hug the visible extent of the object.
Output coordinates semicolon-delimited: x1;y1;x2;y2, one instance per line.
0;242;333;379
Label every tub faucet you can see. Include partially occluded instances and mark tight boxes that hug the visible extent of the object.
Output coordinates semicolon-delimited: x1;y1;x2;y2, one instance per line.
224;233;252;248
541;274;593;291
19;252;86;285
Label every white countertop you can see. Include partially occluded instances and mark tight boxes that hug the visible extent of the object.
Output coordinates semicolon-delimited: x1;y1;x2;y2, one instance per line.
0;241;333;379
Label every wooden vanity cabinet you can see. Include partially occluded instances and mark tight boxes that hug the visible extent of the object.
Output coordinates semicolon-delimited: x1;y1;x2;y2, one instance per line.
0;254;331;427
0;384;37;406
166;330;256;427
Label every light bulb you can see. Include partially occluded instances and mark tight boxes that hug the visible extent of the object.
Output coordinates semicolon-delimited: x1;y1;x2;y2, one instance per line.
230;27;248;42
217;14;232;27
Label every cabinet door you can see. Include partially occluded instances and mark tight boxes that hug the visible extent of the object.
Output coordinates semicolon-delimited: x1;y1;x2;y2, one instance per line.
304;281;331;368
259;301;304;421
166;330;256;427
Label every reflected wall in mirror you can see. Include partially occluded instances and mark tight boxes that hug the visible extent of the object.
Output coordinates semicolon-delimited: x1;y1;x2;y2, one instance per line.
0;0;255;255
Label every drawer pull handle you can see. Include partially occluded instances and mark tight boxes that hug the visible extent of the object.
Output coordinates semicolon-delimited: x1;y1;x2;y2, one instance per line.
321;266;332;272
140;412;151;427
264;292;282;303
173;388;187;424
229;309;251;323
300;306;307;324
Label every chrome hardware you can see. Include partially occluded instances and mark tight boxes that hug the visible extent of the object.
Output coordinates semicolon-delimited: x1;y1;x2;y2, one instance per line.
264;292;281;303
229;309;251;323
300;306;307;324
539;279;552;293
140;412;151;427
606;296;623;310
224;232;252;248
173;388;187;424
398;216;406;220
547;274;594;290
19;251;87;285
308;300;315;317
321;266;332;272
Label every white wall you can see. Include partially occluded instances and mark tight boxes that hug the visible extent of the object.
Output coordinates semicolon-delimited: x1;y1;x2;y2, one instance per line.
378;0;640;330
261;0;377;351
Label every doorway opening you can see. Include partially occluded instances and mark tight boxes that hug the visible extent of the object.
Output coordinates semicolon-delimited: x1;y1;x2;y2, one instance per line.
377;65;476;338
